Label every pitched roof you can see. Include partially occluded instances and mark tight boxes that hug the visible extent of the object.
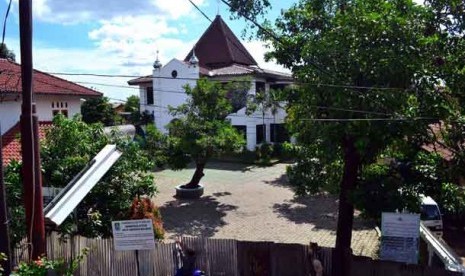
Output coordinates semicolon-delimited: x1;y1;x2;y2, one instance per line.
0;59;102;97
184;15;257;69
1;121;52;166
421;123;455;162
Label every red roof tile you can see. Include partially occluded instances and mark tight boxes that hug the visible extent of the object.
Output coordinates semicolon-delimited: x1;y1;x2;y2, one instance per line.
0;59;102;97
1;121;52;166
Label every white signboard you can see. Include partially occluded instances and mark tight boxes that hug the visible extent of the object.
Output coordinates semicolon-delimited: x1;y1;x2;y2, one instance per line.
112;219;155;251
380;212;420;264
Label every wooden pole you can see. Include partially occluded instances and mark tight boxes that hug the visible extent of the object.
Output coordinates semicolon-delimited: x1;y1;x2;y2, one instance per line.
19;0;46;259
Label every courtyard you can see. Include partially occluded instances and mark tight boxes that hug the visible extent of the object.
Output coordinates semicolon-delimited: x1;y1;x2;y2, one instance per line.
153;162;380;258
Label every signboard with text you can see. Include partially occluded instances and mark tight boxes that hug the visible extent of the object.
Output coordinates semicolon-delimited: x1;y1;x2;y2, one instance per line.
112;219;155;251
380;212;420;264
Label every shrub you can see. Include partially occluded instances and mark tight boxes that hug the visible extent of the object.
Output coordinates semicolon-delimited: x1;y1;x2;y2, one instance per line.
129;197;165;240
12;248;88;276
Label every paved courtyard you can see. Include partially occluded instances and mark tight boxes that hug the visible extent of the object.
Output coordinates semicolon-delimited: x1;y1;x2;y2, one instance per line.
153;162;380;258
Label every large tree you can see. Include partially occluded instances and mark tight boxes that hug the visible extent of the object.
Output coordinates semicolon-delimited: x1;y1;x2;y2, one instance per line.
81;96;116;126
168;79;245;189
228;0;465;274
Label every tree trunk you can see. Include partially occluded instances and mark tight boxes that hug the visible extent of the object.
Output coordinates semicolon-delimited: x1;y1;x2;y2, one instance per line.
185;162;205;188
333;136;360;276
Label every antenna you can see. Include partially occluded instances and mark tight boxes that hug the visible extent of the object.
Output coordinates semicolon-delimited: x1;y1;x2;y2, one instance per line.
217;0;220;16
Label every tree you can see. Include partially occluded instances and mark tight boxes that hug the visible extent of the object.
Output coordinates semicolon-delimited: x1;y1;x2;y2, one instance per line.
0;43;15;61
5;115;156;246
124;95;140;113
81;97;116;126
167;78;246;189
228;0;465;274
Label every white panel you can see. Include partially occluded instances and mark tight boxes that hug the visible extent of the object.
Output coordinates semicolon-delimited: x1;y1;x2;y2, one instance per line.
45;145;122;225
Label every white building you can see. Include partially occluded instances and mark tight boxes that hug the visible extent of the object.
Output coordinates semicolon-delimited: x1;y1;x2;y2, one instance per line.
128;15;293;150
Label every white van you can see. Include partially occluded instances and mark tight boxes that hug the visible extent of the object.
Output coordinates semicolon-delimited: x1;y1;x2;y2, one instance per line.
420;196;443;238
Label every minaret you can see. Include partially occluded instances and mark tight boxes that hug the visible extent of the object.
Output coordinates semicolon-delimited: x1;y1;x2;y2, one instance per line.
189;47;199;67
153;50;162;69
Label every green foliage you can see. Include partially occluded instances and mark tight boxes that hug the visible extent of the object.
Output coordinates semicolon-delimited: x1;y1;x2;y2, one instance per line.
144;124;169;168
255;143;273;165
4;160;26;247
286;143;342;196
354;163;420;221
11;248;88;276
167;79;246;186
81;97;116;126
4;116;156;246
0;252;6;274
0;43;15;61
124;95;139;113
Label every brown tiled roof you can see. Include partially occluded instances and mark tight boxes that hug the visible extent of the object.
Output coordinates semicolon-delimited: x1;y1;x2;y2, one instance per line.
127;75;152;85
0;59;102;97
2;121;52;166
421;123;455;162
185;15;257;69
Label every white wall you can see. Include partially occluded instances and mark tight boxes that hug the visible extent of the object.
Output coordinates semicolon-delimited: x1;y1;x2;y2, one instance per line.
141;61;290;151
0;100;21;135
152;59;199;132
1;95;84;134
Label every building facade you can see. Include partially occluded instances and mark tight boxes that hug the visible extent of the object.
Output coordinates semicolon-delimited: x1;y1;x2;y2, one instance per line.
128;15;293;150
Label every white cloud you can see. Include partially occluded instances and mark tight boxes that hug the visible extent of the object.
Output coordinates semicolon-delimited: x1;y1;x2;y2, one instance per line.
242;40;290;73
12;0;205;24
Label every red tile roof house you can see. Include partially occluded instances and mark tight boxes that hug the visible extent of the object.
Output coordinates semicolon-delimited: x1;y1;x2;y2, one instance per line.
128;15;294;151
0;58;102;166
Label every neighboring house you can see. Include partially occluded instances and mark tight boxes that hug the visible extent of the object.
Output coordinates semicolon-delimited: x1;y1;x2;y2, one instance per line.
128;15;293;150
0;58;102;165
422;122;465;186
0;58;102;135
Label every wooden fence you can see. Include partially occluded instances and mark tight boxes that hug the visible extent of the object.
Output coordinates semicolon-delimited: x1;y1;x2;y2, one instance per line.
13;233;460;276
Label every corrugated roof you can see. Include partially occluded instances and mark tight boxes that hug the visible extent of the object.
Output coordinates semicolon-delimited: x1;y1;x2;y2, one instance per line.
184;15;257;69
0;59;102;97
1;121;52;166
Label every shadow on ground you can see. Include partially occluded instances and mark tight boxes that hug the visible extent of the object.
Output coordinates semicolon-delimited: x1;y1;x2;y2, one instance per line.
159;195;237;238
272;195;373;231
263;173;290;188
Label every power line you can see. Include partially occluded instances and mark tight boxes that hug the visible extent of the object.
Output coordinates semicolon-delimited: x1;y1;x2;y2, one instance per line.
187;0;213;22
46;70;408;91
1;0;12;45
0;70;415;117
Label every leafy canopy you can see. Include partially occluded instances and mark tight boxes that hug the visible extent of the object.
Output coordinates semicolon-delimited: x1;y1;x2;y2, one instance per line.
81;97;116;126
168;78;246;168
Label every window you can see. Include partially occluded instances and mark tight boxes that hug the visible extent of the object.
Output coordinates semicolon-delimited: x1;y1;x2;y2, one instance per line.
270;124;290;143
233;125;247;140
52;102;68;118
421;204;441;221
256;82;265;94
52;109;68;118
256;124;266;144
146;87;154;105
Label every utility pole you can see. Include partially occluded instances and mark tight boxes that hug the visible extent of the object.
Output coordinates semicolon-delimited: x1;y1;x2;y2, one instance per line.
0;129;12;276
19;0;46;260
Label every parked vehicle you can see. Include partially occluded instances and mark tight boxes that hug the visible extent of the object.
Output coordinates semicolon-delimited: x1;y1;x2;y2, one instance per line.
420;196;443;238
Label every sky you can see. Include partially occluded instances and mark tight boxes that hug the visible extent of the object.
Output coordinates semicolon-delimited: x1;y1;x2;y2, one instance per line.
1;0;295;101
